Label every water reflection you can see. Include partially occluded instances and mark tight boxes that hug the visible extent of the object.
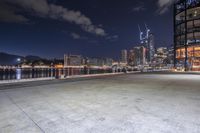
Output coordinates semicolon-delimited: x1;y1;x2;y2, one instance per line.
16;68;21;80
0;67;114;80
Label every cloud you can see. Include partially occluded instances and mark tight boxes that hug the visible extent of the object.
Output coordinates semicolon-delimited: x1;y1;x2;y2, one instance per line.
157;0;175;15
106;35;119;42
132;2;146;12
71;33;81;39
0;0;106;36
132;6;146;12
70;32;89;40
0;1;29;23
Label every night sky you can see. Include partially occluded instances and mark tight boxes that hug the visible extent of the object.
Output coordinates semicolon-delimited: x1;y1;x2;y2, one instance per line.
0;0;174;59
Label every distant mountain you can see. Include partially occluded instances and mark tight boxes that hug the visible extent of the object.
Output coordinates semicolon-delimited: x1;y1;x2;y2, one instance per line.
25;55;42;61
0;52;44;65
0;52;24;65
0;52;63;66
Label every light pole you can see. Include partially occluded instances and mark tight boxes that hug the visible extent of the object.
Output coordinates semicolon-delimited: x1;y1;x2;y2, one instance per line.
17;58;21;68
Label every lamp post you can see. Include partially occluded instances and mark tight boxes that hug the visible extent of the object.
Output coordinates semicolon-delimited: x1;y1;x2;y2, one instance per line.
17;58;21;68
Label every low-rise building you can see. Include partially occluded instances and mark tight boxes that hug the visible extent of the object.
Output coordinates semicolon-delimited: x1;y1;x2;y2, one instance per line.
64;54;83;67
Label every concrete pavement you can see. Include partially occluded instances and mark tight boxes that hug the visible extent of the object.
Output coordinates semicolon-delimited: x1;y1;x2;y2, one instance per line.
0;73;200;133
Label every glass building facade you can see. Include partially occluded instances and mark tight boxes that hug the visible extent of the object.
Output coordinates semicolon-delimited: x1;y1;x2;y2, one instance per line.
174;0;200;71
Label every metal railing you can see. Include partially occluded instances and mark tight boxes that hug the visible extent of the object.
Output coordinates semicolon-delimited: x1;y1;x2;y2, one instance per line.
0;67;117;81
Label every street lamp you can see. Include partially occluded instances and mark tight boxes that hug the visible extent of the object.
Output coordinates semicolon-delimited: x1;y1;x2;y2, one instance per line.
16;58;22;80
17;58;21;62
16;58;22;68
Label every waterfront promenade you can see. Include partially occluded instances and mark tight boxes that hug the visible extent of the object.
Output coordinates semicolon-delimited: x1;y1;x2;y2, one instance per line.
0;73;200;133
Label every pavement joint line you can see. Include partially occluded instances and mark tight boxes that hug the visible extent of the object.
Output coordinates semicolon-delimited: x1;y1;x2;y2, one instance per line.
4;91;45;133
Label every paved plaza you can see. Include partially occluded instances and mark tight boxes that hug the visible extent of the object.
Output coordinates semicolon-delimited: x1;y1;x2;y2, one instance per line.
0;73;200;133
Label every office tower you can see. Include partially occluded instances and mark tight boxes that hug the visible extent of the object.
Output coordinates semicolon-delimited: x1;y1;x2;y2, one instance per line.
174;0;200;71
132;46;146;66
121;49;128;64
148;33;155;62
138;24;155;63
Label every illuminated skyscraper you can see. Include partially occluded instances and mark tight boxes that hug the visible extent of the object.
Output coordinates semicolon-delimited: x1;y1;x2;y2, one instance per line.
128;49;135;66
130;46;147;66
121;49;128;64
148;33;155;62
174;0;200;71
138;24;155;63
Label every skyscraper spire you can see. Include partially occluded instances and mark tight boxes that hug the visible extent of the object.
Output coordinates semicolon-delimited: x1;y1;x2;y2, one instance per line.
138;24;143;42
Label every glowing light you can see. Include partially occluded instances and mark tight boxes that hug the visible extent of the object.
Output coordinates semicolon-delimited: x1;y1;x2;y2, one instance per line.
55;64;64;68
17;58;21;62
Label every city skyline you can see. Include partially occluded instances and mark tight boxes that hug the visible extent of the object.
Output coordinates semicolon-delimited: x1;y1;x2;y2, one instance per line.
0;0;174;59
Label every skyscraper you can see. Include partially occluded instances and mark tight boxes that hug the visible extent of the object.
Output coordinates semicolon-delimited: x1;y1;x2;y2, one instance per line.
128;49;135;66
174;0;200;71
121;50;128;64
130;46;147;66
138;24;155;63
148;33;155;62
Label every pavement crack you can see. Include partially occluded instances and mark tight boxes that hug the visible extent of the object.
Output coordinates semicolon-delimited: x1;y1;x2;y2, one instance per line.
4;92;45;133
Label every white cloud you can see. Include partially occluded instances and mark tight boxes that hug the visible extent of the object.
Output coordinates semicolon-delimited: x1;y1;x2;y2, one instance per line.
10;0;50;16
71;33;81;39
0;0;106;36
157;0;175;15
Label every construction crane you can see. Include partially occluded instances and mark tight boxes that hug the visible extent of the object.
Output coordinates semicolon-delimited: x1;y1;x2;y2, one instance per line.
145;23;150;39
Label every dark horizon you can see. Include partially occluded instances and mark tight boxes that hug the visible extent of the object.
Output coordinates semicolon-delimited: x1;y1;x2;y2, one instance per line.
0;0;174;59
